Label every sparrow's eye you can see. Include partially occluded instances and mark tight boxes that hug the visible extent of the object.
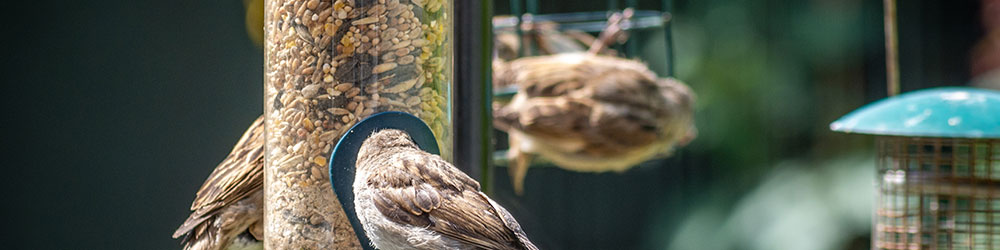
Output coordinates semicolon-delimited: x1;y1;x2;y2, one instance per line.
640;124;658;132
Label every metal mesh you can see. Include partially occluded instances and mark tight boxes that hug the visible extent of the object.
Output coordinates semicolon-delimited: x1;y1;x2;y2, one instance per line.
876;136;1000;250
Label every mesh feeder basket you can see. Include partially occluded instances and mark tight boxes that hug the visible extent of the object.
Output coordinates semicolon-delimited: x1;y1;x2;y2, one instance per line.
831;87;1000;249
262;0;452;248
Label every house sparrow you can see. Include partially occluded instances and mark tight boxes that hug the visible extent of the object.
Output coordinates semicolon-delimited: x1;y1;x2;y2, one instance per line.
353;129;539;250
174;116;264;250
493;53;696;194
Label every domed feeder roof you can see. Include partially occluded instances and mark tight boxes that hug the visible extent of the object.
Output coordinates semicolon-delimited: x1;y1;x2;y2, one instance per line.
830;87;1000;138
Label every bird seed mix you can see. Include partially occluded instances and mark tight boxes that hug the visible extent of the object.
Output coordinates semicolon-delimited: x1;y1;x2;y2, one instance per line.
263;0;451;248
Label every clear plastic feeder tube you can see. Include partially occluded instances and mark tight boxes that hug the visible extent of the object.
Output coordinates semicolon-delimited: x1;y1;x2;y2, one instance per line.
263;0;452;247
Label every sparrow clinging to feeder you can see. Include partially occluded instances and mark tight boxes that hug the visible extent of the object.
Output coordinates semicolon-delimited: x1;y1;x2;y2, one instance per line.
353;129;539;250
492;10;696;194
174;116;264;250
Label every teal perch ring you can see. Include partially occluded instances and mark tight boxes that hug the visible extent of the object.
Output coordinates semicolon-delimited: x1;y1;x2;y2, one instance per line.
328;111;439;249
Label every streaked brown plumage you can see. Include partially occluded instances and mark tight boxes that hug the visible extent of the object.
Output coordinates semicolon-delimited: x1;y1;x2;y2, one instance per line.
493;53;697;194
353;129;538;250
492;9;631;93
174;116;264;250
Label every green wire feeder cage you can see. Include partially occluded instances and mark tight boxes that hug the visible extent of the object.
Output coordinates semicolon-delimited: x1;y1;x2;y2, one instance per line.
831;87;1000;249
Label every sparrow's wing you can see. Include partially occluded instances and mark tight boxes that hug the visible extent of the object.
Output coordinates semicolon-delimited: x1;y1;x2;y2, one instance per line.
493;54;600;137
496;54;590;97
174;116;265;241
481;194;540;250
583;68;672;148
499;54;654;96
494;96;593;141
369;152;535;250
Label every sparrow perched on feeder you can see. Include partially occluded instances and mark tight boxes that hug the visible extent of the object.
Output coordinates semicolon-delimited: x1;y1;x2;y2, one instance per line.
493;53;697;194
174;116;264;250
353;129;539;250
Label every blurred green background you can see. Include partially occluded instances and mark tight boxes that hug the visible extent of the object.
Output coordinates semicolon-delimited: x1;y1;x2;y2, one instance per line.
0;0;990;249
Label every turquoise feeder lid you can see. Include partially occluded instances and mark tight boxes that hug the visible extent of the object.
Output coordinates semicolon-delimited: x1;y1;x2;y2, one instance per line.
830;87;1000;138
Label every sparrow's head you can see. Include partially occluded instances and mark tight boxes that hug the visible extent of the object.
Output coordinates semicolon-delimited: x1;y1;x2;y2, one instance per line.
656;77;696;111
357;129;419;163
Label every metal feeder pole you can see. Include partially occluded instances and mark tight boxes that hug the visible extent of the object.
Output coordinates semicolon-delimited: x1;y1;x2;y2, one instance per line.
454;0;494;192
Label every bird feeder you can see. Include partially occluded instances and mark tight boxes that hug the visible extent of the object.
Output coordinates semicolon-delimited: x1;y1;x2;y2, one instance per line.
262;0;453;248
830;87;1000;249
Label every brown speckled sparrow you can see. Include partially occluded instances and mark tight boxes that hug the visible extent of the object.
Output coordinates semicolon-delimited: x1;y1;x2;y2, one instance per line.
353;129;538;250
174;116;264;250
493;53;697;194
